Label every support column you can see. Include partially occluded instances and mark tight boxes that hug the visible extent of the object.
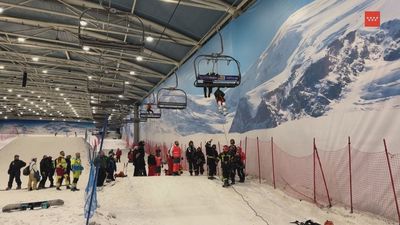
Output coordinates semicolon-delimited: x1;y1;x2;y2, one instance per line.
133;103;140;144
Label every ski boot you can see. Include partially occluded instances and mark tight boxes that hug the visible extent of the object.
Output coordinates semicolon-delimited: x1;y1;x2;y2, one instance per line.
222;180;230;188
16;186;21;190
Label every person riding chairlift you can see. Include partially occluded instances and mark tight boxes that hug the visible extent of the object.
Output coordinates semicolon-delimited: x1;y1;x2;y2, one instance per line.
214;87;226;112
146;103;154;114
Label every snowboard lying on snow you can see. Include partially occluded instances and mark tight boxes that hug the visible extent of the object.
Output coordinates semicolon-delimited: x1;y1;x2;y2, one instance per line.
2;199;64;212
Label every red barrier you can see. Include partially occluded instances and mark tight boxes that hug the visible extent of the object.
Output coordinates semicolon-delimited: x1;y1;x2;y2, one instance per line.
256;137;261;184
271;137;276;189
384;139;400;224
314;140;332;207
348;137;353;213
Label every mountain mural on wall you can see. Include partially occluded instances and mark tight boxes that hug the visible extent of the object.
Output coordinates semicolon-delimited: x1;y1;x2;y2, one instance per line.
229;0;400;133
0;120;94;134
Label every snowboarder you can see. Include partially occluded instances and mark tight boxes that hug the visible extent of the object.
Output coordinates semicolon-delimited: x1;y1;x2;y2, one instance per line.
6;155;26;190
55;151;70;190
147;152;157;176
218;145;232;187
155;148;163;176
27;158;39;191
185;141;196;176
116;148;122;163
214;87;227;114
71;152;83;191
193;147;205;176
94;150;108;187
169;141;182;176
133;141;147;176
205;140;218;179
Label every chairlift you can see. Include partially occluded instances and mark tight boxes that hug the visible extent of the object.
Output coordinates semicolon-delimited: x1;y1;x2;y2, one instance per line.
194;30;241;88
78;4;145;52
157;72;187;110
87;78;125;95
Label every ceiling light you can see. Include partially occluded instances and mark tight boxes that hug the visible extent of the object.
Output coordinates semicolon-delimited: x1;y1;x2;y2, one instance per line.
129;71;135;75
136;56;143;61
17;103;21;107
3;96;6;100
23;106;26;109
63;98;67;100
42;70;48;74
63;119;66;121
55;87;60;91
17;37;26;43
0;8;4;14
2;106;6;108
60;93;64;96
125;81;129;84
43;109;47;112
66;102;70;105
30;91;35;94
39;117;42;120
40;107;43;110
88;76;92;80
35;105;39;108
4;116;7;119
48;103;51;106
0;112;2;115
7;89;12;92
37;96;41;98
24;98;28;101
0;65;4;69
28;109;31;111
17;94;21;97
36;112;39;115
80;20;88;26
118;95;123;98
20;112;23;115
83;46;90;51
49;113;53;116
90;96;95;99
146;36;154;42
32;57;39;62
52;118;55;121
51;106;54;109
30;101;33;104
42;99;46;102
90;100;95;103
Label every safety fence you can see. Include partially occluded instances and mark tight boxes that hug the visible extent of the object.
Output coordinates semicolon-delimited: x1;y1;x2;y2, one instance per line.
144;137;400;223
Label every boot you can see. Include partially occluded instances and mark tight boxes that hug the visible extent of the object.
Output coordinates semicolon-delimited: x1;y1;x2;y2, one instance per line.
189;172;193;176
56;187;61;191
222;180;230;187
5;187;11;190
66;185;70;189
16;186;21;190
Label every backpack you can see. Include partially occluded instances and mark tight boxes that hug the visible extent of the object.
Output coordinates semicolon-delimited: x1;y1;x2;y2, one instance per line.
22;166;30;176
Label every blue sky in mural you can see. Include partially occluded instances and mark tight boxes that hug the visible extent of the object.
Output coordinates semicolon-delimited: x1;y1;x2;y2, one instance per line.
160;0;313;97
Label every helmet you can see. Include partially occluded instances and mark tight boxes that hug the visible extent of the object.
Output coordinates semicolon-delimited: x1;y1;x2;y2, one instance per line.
230;139;235;145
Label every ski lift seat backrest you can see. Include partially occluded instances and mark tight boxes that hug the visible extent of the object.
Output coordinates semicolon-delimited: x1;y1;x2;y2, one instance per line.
194;54;241;88
139;110;161;119
157;88;187;110
78;7;145;52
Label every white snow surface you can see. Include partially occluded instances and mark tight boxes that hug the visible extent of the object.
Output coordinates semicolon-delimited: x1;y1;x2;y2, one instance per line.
0;136;394;225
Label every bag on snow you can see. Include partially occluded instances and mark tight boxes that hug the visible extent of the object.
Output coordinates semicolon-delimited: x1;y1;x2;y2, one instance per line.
22;166;30;176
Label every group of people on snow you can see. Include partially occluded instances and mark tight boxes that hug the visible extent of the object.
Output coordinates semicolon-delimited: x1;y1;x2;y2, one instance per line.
93;148;122;187
5;151;83;191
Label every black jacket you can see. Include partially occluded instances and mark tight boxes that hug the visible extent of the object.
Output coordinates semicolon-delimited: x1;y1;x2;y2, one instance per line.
186;146;196;162
147;154;156;166
218;152;231;168
134;146;146;167
194;151;205;165
8;159;26;175
66;158;71;174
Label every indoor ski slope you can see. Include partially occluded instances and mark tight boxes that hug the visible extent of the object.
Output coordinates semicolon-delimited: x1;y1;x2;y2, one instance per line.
0;137;394;225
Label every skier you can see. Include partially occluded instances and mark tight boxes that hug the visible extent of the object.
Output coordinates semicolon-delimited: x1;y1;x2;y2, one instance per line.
205;140;218;179
27;158;39;191
147;152;157;176
228;139;238;184
214;87;227;114
155;148;163;176
94;150;108;187
55;151;70;190
146;103;154;114
193;147;205;176
65;155;72;189
169;141;182;176
185;141;196;176
6;155;26;190
71;152;83;191
106;152;117;182
116;148;122;163
218;145;232;187
133;141;147;176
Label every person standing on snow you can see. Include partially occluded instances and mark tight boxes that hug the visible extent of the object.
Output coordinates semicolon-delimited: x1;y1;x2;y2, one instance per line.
6;155;26;190
71;152;83;191
218;145;232;187
147;152;157;176
38;155;50;189
116;148;122;163
94;150;108;187
133;141;147;176
106;152;117;182
169;141;182;176
47;156;55;187
155;148;163;176
193;147;205;176
65;155;72;189
27;158;39;191
205;140;218;179
185;141;196;176
232;147;246;183
55;151;70;190
228;139;238;184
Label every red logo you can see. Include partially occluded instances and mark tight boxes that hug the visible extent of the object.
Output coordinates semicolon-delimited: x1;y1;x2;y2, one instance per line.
365;11;380;27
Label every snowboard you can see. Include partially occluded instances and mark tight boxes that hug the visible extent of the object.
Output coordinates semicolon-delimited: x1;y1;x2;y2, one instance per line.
2;199;64;212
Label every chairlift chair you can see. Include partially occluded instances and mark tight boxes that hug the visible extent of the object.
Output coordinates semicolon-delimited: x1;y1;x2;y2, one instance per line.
157;72;187;110
78;6;145;52
139;103;161;119
193;29;241;88
87;78;125;95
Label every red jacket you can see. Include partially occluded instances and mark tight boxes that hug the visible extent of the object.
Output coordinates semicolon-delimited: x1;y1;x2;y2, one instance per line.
116;149;122;157
170;145;181;158
155;156;162;167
